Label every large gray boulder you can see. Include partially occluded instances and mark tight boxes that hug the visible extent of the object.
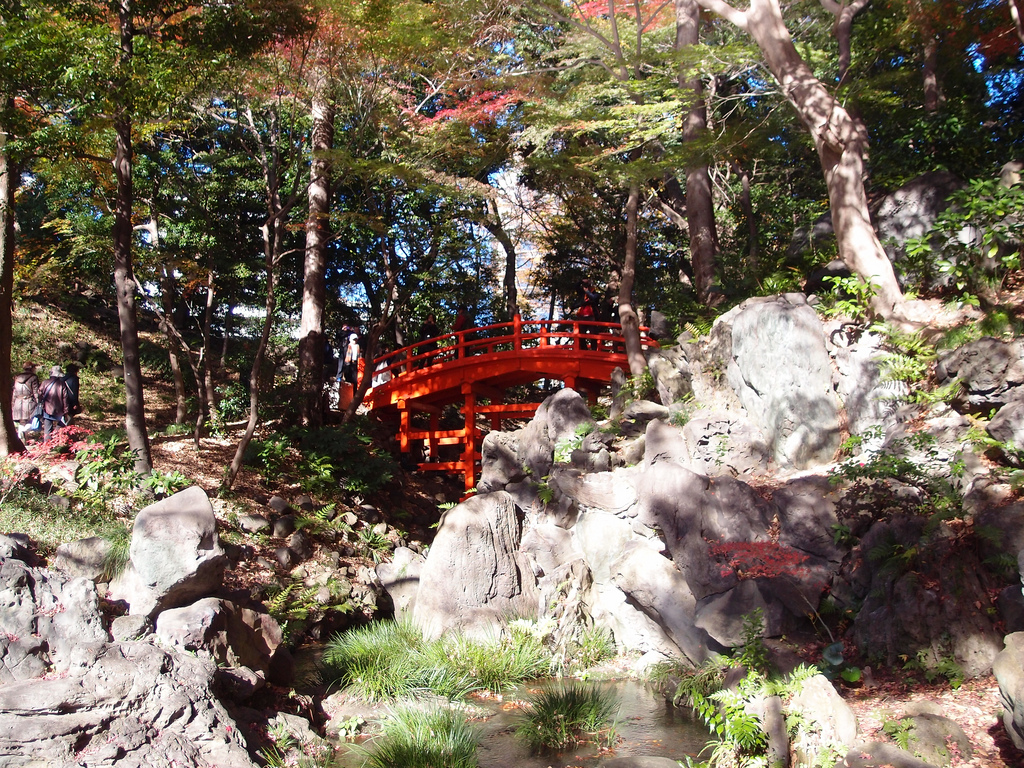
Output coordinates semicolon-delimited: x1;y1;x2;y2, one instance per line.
412;491;539;640
155;597;285;679
994;631;1024;750
0;641;254;768
713;295;841;469
516;388;594;479
988;400;1024;466
936;337;1024;414
681;410;771;477
51;536;113;581
375;546;426;618
109;486;227;618
0;558;107;683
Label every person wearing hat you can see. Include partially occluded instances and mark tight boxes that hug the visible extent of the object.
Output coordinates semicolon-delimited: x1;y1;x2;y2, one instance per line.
11;362;40;439
39;365;71;442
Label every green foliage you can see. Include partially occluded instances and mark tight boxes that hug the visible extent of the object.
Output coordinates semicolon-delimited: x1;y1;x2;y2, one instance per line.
323;619;552;703
139;469;190;498
736;608;771;676
357;527;392;563
818;276;878;323
515;683;618;752
265;580;352;646
361;705;480;768
568;624;617;672
100;525;132;581
882;716;914;751
904;178;1024;297
901;649;964;689
243;435;292;478
431;625;549;695
298;426;396;497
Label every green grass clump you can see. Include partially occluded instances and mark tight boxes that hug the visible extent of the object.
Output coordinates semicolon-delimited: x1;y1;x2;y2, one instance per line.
432;628;549;694
515;683;618;752
323;619;550;701
322;619;426;701
0;484;121;557
362;706;479;768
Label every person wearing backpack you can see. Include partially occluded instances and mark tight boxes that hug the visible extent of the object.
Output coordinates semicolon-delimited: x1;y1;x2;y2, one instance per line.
11;362;40;439
39;365;71;442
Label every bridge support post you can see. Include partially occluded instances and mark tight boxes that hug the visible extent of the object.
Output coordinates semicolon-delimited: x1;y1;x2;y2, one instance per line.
461;382;476;493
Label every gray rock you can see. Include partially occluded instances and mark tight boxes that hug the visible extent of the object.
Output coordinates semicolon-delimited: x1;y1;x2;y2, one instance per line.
376;547;425;617
899;713;973;766
155;597;284;677
111;614;151;642
294;495;315;511
108;486;226;618
0;559;107;683
786;673;857;763
682;410;771;477
238;514;270;534
268;495;291;514
275;546;297;569
0;641;254;767
0;534;30;562
272;514;296;538
994;631;1024;750
477;430;526;492
936;337;1024;414
715;295;841;469
646;348;693;406
840;740;939;768
412;491;539;640
611;541;712;664
988;400;1024;466
287;530;314;561
51;536;113;581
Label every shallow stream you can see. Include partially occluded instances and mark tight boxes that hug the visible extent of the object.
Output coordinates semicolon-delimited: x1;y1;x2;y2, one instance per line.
330;679;711;767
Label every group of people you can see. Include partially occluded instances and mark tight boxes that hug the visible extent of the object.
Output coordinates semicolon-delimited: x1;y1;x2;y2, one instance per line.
11;362;81;442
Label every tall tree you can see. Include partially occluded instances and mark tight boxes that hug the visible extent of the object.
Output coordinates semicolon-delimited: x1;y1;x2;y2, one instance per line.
696;0;906;319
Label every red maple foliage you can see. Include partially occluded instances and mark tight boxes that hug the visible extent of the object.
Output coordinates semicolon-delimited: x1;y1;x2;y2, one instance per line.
707;539;812;581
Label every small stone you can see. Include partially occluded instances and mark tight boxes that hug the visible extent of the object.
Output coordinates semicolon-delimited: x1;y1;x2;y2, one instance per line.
341;512;358;527
327;550;341;568
256;557;276;570
111;614;151;642
268;496;291;514
288;531;314;561
359;504;381;524
294;495;315;511
275;547;296;569
238;514;270;534
272;515;296;538
372;522;388;537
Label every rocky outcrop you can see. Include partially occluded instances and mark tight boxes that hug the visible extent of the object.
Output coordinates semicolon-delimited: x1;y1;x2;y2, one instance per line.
994;632;1024;750
412;491;539;639
109;486;227;618
712;295;842;469
0;641;254;768
936;337;1024;414
0;553;254;768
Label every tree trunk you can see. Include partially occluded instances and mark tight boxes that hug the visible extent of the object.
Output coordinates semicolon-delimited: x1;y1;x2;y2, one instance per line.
483;199;519;320
619;182;647;377
922;33;942;112
820;0;870;87
112;1;152;473
201;264;217;421
220;304;232;371
224;222;278;490
1011;0;1024;46
159;267;188;424
298;71;333;427
726;0;905;319
676;0;719;305
737;163;759;272
0;118;24;455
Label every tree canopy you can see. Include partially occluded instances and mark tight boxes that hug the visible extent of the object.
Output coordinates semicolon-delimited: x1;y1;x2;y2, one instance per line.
3;0;1022;461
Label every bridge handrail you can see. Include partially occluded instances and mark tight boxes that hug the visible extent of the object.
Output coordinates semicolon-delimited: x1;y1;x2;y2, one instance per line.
368;317;659;391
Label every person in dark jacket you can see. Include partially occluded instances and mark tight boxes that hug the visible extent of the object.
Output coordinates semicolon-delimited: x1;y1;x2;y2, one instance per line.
63;364;81;421
11;362;39;439
39;365;70;442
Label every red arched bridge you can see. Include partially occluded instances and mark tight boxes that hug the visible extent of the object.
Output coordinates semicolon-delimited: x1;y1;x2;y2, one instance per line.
365;316;659;492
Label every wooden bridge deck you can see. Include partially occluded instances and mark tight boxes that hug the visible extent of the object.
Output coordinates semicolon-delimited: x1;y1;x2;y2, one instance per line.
365;316;657;491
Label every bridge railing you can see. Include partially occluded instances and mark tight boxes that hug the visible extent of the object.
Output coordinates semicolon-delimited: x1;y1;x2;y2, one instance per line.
368;317;659;391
